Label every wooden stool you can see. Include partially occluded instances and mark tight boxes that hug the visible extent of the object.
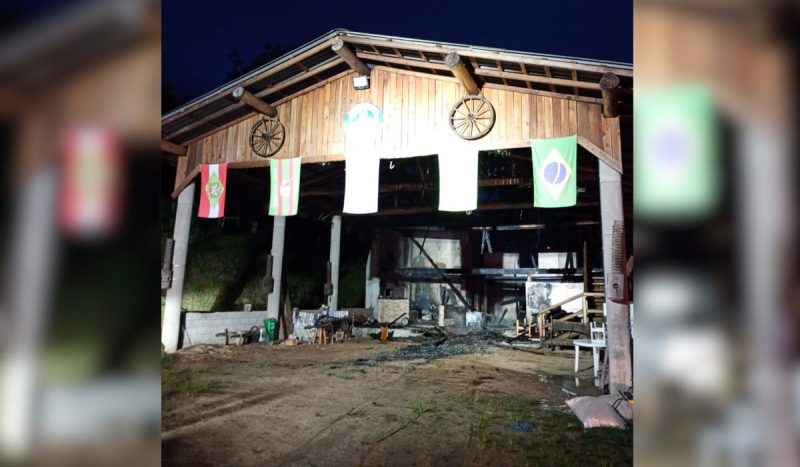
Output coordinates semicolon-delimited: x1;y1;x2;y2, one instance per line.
314;327;327;345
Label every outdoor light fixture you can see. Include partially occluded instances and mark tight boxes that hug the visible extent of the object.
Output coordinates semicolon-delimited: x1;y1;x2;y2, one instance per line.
352;75;369;90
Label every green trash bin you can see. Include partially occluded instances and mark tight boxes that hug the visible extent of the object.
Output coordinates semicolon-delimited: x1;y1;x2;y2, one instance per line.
264;318;277;342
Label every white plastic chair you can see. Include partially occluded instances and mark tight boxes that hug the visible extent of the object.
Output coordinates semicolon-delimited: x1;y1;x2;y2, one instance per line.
573;321;607;377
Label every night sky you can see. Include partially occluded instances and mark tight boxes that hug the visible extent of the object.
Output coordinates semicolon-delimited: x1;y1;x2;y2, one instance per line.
163;0;632;107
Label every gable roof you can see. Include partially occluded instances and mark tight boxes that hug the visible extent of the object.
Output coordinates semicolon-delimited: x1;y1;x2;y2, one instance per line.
162;29;632;146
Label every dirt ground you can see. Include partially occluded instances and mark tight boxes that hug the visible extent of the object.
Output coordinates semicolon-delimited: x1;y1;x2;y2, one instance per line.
162;338;631;466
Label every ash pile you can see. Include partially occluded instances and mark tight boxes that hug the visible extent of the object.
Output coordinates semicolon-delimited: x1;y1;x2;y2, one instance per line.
374;328;508;362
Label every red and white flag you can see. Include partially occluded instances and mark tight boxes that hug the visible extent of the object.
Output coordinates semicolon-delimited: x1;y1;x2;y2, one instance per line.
198;163;227;218
59;126;122;238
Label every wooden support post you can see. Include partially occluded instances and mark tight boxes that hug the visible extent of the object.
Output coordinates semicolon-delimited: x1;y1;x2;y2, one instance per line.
445;51;480;95
332;38;370;76
582;295;589;326
327;215;341;311
599;159;632;394
583;240;590;294
232;87;278;118
161;140;187;156
599;72;620;118
162;182;195;352
538;312;544;339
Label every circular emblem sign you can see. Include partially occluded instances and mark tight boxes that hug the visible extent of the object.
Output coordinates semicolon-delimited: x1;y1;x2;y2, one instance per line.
344;102;383;133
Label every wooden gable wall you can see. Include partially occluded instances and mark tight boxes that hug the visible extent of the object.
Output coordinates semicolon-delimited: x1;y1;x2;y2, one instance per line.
175;66;620;192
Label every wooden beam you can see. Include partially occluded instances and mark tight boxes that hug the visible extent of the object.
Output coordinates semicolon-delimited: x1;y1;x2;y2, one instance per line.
482;82;603;105
599;72;621;118
298;63;323;82
543;67;557;92
571;70;579;96
474;67;601;90
519;63;532;90
355;51;449;71
337;34;633;77
362;201;598;216
175;70;356;146
332;38;370;76
161;141;187;156
302;177;534;196
162;39;333;126
171;164;201;199
445;51;480;95
495;60;508;86
165;58;343;142
578;135;622;174
372;65;458;83
232;87;277;117
391;47;413;70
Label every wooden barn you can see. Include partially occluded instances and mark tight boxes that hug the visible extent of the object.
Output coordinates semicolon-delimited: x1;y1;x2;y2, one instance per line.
160;29;633;393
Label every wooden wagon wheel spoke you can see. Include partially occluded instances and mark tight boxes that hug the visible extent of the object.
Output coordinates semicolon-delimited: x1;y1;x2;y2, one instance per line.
465;98;475;114
472;120;481;136
454;119;470;130
474;99;485;115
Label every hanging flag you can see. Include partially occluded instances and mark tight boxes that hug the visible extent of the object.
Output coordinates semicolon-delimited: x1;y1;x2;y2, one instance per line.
635;84;719;221
59;125;122;238
269;157;301;216
438;145;478;212
531;135;577;207
198;163;227;218
343;102;383;214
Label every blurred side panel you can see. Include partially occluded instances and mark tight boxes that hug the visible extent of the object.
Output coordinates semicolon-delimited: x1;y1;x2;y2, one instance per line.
635;1;799;466
0;1;161;465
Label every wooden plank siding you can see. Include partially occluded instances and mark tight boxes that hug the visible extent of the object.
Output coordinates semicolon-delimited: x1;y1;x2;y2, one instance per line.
174;67;619;193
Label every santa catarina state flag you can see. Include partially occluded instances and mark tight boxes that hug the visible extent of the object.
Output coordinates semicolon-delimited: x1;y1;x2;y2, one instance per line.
269;157;301;216
198;163;227;218
531;135;577;208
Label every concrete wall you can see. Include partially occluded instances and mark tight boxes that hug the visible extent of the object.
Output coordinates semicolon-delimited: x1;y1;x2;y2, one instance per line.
181;311;270;347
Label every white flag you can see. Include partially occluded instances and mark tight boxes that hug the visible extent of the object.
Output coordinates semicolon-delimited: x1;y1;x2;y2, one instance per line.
438;145;478;212
343;103;382;214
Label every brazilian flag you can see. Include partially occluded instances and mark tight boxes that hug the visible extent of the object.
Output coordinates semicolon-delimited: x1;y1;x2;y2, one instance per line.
531;135;577;208
635;84;719;221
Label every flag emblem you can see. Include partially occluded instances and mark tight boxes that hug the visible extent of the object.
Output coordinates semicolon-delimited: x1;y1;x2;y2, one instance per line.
198;163;227;218
539;147;573;199
205;171;224;207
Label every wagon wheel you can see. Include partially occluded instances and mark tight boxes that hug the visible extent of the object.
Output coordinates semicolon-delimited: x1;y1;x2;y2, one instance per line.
449;95;495;140
250;115;285;158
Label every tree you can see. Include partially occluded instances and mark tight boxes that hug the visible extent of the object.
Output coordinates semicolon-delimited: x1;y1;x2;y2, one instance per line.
226;42;297;81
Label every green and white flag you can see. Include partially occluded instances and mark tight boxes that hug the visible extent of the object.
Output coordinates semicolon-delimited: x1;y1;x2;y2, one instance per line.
531;135;577;208
635;84;718;221
269;157;301;216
